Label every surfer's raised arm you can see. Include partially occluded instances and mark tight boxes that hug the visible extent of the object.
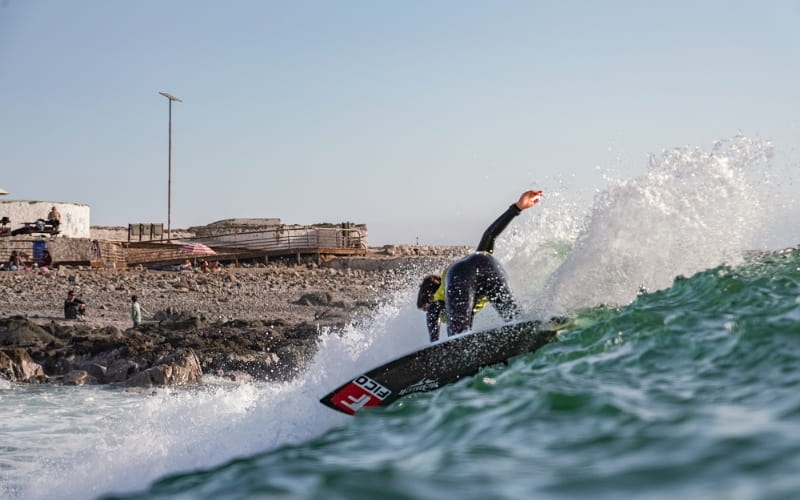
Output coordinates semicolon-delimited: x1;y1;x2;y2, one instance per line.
418;189;543;340
477;190;543;254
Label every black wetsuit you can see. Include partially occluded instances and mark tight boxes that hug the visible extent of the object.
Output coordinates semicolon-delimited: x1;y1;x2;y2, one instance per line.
425;204;523;341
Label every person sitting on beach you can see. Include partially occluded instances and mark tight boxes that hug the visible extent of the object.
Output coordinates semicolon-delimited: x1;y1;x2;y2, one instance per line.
200;259;222;272
64;290;86;320
8;250;25;271
417;189;543;342
40;249;53;270
47;206;61;230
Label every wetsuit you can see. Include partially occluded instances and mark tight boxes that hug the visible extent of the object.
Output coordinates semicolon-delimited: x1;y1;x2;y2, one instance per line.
425;204;523;341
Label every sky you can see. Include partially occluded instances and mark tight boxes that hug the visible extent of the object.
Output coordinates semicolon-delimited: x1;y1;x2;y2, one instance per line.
1;1;799;246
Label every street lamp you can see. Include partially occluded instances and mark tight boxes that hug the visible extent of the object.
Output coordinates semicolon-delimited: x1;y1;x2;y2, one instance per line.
159;91;182;242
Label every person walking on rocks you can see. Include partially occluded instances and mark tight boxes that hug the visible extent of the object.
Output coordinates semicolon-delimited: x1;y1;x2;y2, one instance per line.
130;295;149;328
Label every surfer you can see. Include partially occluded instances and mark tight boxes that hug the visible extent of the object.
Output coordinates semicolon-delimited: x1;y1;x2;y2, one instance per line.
417;189;543;341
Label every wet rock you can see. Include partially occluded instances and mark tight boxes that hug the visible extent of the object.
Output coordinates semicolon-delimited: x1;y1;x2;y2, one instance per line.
207;352;280;380
0;348;46;382
63;370;93;386
126;349;201;388
0;316;321;386
106;359;141;383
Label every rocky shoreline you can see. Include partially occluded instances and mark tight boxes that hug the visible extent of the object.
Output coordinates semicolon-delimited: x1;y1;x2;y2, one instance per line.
0;246;464;388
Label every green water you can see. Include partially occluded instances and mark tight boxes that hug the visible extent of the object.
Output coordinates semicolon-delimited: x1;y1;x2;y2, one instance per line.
103;248;800;500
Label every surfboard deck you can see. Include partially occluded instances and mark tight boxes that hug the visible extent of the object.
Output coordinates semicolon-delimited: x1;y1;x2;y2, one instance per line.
320;320;558;415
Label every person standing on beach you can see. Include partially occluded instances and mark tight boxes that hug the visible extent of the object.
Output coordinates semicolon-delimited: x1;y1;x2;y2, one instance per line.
130;295;149;328
416;189;543;341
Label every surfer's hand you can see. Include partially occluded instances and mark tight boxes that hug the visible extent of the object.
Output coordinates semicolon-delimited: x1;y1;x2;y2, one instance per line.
516;190;543;210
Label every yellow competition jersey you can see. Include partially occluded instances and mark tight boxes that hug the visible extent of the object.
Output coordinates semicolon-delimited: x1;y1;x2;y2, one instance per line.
433;264;490;321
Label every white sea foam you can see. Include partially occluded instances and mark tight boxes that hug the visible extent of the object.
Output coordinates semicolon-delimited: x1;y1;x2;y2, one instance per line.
503;136;779;316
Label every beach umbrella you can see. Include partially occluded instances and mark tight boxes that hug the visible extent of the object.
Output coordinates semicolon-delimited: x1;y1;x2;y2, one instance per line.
0;188;8;195
179;243;216;256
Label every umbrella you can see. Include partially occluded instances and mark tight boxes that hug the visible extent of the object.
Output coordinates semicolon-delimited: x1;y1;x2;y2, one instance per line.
0;188;8;195
179;243;216;256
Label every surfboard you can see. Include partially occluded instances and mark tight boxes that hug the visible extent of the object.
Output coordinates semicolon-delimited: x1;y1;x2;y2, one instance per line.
320;320;559;415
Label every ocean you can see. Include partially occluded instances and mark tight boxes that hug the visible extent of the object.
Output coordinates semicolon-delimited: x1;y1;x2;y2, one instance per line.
2;136;799;500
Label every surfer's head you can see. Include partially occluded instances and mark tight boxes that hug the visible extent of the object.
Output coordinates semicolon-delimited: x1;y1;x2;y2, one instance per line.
417;274;442;311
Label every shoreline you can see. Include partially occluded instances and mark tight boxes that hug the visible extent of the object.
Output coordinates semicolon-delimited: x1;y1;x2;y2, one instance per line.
0;249;463;387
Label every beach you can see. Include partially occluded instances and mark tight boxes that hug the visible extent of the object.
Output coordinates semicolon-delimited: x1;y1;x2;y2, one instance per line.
0;246;464;386
0;246;464;330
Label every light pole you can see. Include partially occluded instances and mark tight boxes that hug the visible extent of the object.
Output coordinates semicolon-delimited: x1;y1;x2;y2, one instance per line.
159;91;182;242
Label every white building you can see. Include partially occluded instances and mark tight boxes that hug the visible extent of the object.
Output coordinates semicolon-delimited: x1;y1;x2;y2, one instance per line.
0;200;90;238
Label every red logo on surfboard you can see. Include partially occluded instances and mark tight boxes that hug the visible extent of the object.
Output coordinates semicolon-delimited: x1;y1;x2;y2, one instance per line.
331;375;392;415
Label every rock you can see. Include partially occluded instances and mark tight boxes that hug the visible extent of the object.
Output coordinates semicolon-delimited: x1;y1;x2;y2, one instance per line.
0;316;58;348
126;349;201;388
295;292;333;306
273;340;318;380
106;359;140;383
209;352;280;380
86;363;107;381
124;371;153;388
0;348;46;382
63;370;93;386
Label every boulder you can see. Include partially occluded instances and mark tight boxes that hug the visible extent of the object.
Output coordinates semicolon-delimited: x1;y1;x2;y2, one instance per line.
63;370;94;386
0;348;46;382
208;352;280;379
125;348;202;388
295;292;333;306
106;359;141;383
0;316;58;348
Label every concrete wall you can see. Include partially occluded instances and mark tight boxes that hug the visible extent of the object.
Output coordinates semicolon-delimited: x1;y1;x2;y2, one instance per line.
0;200;90;238
0;237;119;266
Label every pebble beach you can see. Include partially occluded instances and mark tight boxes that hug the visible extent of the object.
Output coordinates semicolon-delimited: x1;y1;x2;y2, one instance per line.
0;245;468;387
0;247;463;331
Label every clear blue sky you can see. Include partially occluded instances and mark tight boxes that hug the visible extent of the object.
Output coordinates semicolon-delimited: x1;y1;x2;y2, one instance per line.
2;1;798;245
